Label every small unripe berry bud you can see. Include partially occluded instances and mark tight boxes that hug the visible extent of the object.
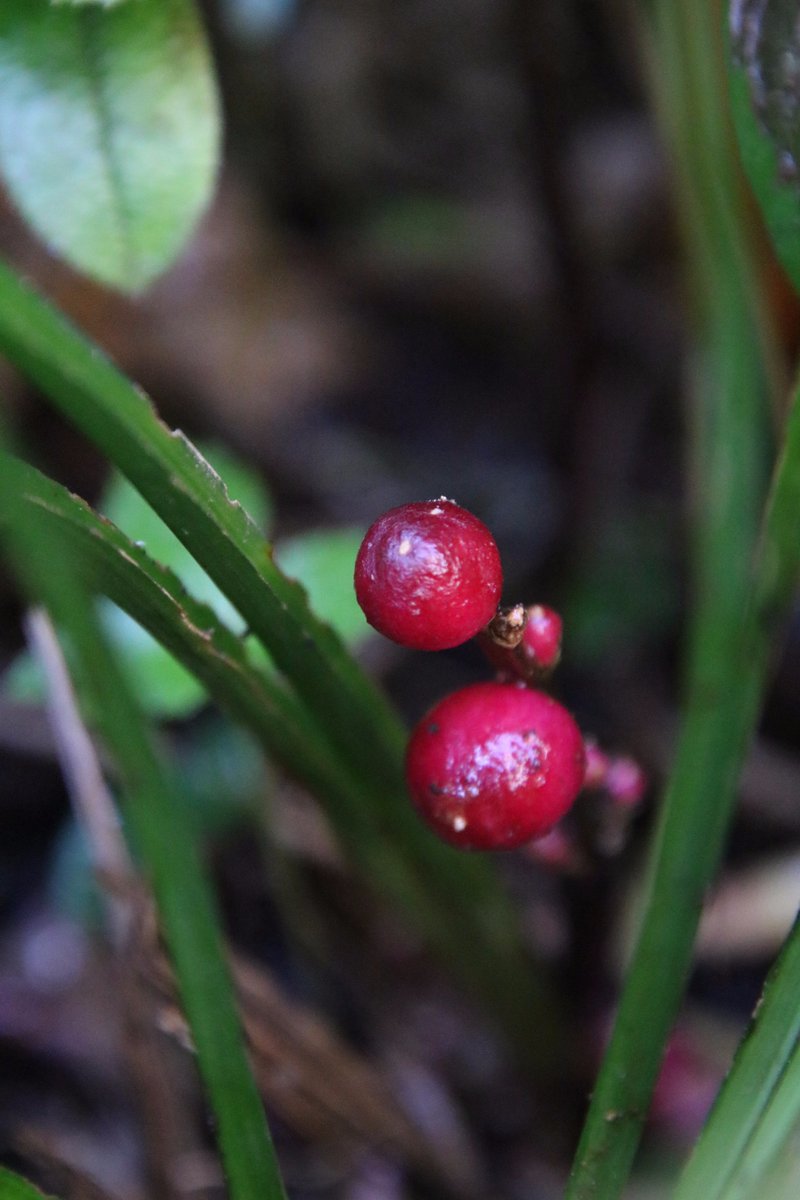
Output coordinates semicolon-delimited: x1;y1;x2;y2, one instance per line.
354;499;502;651
520;605;563;673
604;756;648;807
405;682;585;850
583;741;611;789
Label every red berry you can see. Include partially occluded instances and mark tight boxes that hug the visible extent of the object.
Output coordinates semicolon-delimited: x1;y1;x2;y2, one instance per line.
354;499;502;651
405;682;585;850
521;604;563;672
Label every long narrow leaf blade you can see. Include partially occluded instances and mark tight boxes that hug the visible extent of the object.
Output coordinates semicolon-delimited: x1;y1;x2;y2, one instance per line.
0;451;287;1200
2;451;447;926
675;916;800;1200
0;262;557;1062
0;257;405;789
565;1;783;1193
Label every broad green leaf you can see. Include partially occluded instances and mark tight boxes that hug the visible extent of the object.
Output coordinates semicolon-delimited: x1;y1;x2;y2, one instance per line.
0;0;220;291
274;527;374;650
0;1168;56;1200
729;1;800;295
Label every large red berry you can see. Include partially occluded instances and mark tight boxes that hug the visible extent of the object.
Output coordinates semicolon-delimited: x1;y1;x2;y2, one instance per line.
405;682;585;850
354;499;502;651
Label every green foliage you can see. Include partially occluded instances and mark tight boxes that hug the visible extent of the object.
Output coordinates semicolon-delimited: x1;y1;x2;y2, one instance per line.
0;435;287;1200
53;2;130;9
561;507;678;665
728;1;800;296
0;0;219;291
4;452;374;719
675;918;800;1200
565;2;795;1196
274;527;373;651
0;1168;56;1200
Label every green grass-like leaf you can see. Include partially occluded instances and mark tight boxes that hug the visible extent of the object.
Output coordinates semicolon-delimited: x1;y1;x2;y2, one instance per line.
0;0;220;291
0;257;407;790
674;916;800;1200
0;260;557;1061
2;453;439;913
565;1;789;1195
0;449;287;1200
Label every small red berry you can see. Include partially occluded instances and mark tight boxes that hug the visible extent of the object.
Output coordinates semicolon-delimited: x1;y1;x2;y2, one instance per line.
354;499;502;651
405;682;585;850
520;604;563;673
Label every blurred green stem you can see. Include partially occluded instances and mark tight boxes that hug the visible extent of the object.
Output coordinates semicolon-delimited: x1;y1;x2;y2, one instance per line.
565;2;795;1195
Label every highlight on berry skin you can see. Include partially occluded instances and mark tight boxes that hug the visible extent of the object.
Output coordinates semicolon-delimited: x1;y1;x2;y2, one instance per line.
405;682;586;851
354;498;503;651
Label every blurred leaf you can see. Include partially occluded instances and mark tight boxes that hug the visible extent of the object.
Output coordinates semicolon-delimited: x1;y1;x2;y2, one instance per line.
4;605;207;717
50;723;263;933
178;718;265;837
0;1169;57;1200
101;601;207;714
729;1;800;295
561;508;678;664
274;527;373;651
48;816;104;928
0;0;220;291
221;0;295;40
53;1;130;9
3;650;46;702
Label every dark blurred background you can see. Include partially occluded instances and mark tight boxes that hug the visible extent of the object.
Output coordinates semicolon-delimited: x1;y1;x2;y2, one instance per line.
1;2;798;1198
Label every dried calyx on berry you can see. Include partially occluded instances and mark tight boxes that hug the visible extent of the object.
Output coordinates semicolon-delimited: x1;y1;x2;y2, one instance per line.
354;498;502;651
479;603;564;683
405;682;586;850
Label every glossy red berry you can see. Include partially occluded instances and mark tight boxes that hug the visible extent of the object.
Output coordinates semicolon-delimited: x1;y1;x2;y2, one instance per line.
521;604;563;673
354;499;502;651
405;682;585;850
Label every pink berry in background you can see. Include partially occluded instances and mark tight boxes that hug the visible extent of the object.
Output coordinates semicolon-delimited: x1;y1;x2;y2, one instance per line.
521;604;563;672
605;756;648;807
354;499;503;651
583;741;611;789
405;682;586;850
